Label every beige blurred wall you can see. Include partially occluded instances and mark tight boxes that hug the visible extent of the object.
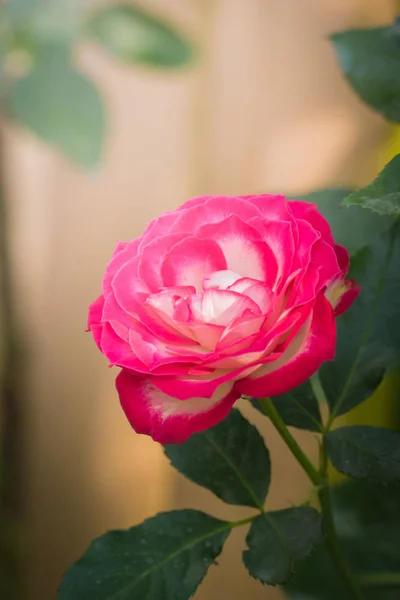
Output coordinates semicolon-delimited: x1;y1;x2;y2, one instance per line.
2;0;397;599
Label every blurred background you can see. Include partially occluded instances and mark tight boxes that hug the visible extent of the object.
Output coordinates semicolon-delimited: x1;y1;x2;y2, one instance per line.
0;1;399;599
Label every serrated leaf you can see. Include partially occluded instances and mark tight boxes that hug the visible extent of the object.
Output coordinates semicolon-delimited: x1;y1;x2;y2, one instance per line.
243;507;322;586
9;46;106;167
331;22;400;122
343;155;400;216
320;223;400;417
326;426;400;481
286;480;400;599
86;5;193;68
57;510;231;600
164;408;269;509
290;188;395;255
250;381;322;432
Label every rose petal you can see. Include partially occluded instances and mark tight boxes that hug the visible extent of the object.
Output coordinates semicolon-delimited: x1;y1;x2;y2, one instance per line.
102;239;140;297
116;371;238;443
196;215;277;284
234;293;335;397
88;295;105;349
288;200;335;246
161;237;227;291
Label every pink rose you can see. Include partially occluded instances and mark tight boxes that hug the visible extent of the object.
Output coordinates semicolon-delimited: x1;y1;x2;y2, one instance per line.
88;195;359;443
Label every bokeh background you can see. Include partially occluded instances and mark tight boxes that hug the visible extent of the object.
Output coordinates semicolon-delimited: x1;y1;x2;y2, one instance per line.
0;1;399;599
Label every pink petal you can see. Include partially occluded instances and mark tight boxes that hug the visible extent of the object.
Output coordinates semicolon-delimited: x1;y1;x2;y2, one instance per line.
174;196;261;234
128;325;199;371
333;282;361;316
228;278;273;314
334;244;350;275
240;194;292;221
234;293;335;397
288;200;335;246
112;256;149;314
190;289;261;326
88;295;105;349
247;218;295;289
139;211;180;248
203;270;242;290
138;233;188;292
196;215;277;284
153;365;249;400
161;237;227;292
100;322;150;373
116;371;238;443
102;239;140;296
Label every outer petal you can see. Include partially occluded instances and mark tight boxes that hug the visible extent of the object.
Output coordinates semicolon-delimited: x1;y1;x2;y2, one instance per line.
240;194;292;221
288;200;335;246
116;371;238;443
174;196;261;233
102;239;140;296
88;295;105;349
235;293;336;397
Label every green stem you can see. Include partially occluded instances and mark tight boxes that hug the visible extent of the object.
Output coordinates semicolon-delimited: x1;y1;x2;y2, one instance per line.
318;442;365;600
357;572;400;586
259;396;365;600
258;397;322;486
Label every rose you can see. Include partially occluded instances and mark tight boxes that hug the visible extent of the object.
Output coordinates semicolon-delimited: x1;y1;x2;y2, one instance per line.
88;194;359;444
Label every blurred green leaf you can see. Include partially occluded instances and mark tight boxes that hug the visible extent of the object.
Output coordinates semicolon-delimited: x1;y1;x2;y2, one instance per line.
57;510;231;600
291;189;395;255
9;46;106;167
285;480;400;599
326;426;400;481
243;507;322;586
86;5;193;68
320;222;400;417
3;0;47;24
164;409;270;509
331;21;400;122
343;155;400;216
250;381;322;432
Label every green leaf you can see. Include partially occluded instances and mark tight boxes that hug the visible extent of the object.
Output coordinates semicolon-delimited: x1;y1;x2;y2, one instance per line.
291;188;395;255
57;510;231;600
331;21;400;122
286;480;400;599
86;5;193;68
3;0;47;24
326;426;400;481
9;46;106;167
164;408;269;509
320;223;400;417
243;507;322;586
250;381;322;432
343;155;400;216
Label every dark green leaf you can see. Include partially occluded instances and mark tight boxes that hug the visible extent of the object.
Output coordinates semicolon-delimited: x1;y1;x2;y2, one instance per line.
250;381;322;432
320;223;400;417
326;426;400;481
9;47;105;167
243;507;321;586
343;155;400;216
86;5;193;68
286;480;400;599
331;22;400;122
57;510;231;600
291;188;395;255
164;408;269;509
